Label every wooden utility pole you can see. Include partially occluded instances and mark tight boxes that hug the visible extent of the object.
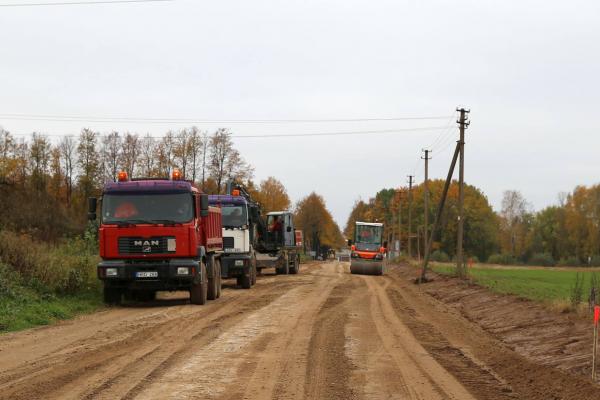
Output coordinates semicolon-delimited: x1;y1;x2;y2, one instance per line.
422;149;432;261
420;142;461;283
397;191;402;255
456;108;470;279
407;175;414;258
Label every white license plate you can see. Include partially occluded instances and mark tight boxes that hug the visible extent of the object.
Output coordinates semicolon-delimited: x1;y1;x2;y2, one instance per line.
136;271;158;278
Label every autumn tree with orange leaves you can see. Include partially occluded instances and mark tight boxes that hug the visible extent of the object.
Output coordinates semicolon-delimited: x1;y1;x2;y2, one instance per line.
295;192;344;252
254;177;291;214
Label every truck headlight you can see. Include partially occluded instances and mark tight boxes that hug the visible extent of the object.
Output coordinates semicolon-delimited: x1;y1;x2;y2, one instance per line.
235;260;244;266
106;268;118;277
177;267;190;275
375;253;384;260
351;252;359;258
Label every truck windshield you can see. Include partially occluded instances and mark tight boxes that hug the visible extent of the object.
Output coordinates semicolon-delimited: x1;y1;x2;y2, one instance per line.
101;193;193;224
221;205;248;227
355;225;383;245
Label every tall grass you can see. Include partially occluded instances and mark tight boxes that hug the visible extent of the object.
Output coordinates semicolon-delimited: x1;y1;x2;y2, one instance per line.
0;229;99;294
0;228;102;332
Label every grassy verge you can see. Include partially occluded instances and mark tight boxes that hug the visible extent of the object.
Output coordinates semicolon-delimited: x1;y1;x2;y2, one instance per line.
0;277;103;332
430;262;599;304
0;229;103;334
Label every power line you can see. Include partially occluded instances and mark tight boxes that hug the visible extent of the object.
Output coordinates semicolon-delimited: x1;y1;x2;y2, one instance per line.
431;128;458;152
427;114;456;149
0;113;454;124
0;0;172;7
232;126;448;138
7;125;451;139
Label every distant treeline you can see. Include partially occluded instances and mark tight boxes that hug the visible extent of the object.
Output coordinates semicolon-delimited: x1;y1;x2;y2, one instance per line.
0;127;252;240
345;181;600;267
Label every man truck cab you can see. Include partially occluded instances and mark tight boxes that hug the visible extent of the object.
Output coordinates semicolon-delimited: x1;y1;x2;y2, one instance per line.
209;190;258;289
90;170;223;305
348;221;386;275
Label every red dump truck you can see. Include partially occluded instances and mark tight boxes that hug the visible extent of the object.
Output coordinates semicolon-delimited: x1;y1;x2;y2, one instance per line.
88;170;223;305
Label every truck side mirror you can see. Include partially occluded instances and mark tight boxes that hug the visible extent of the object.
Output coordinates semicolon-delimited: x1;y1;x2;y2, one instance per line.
286;226;292;232
347;239;352;246
383;241;388;249
88;197;97;221
200;194;209;217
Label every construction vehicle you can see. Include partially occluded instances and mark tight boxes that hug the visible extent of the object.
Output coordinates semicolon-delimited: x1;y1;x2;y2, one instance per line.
255;211;301;275
88;169;223;305
348;221;387;275
208;184;261;289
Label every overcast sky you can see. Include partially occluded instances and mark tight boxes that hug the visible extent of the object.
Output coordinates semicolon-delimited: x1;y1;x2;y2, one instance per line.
1;0;599;227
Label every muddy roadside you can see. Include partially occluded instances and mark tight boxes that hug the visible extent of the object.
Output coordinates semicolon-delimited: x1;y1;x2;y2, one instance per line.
392;263;599;389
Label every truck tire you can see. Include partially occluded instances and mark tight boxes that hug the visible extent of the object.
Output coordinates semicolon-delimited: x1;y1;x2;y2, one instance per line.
207;256;218;301
216;259;222;298
190;262;208;305
251;255;257;285
239;271;251;289
103;287;121;305
289;255;299;275
276;253;289;275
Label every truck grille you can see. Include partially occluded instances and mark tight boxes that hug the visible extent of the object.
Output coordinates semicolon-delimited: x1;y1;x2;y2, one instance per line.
223;236;234;249
118;236;175;255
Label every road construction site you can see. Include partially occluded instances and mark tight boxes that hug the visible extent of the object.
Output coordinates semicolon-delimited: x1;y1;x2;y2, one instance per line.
1;261;598;400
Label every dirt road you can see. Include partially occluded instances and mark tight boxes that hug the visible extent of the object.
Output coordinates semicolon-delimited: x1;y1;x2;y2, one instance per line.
0;261;598;399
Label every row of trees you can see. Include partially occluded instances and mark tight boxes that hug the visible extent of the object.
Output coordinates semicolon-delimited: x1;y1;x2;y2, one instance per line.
498;187;600;266
346;180;600;266
344;180;498;262
0;127;254;239
0;125;344;253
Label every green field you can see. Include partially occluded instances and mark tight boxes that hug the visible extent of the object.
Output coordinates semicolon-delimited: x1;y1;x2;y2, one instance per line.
430;263;600;303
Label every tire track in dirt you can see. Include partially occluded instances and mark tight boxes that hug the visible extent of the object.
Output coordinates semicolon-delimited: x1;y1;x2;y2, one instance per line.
0;275;303;400
344;277;413;399
358;276;476;400
231;261;347;400
303;273;358;400
130;278;319;399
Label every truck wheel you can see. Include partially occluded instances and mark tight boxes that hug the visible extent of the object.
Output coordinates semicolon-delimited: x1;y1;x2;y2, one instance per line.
190;263;208;305
282;253;290;275
251;257;257;285
240;272;251;289
103;287;121;305
289;256;299;275
207;257;218;301
216;260;222;298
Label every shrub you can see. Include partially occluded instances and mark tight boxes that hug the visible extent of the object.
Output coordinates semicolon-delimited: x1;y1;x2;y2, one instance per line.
487;253;516;265
570;273;584;307
558;256;582;267
528;253;556;267
430;250;450;262
0;230;99;293
0;263;26;300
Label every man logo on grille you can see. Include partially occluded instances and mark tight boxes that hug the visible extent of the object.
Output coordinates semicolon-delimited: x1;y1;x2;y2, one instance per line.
133;240;160;253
